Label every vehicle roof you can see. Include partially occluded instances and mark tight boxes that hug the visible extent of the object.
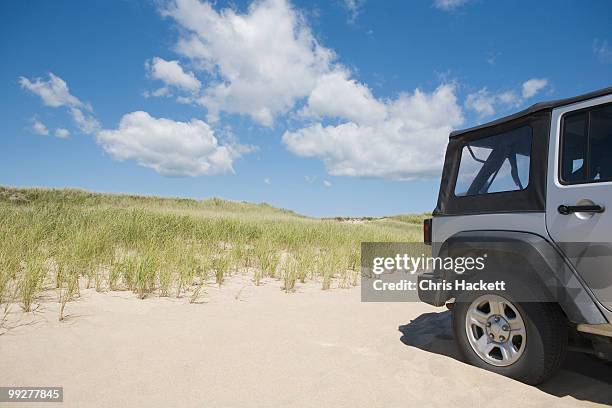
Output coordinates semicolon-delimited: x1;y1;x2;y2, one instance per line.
450;86;612;138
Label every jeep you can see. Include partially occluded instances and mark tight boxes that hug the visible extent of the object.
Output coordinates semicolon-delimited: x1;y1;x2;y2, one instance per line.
418;86;612;384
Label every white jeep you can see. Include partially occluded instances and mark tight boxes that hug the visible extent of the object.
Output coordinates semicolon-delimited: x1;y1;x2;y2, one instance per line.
418;87;612;384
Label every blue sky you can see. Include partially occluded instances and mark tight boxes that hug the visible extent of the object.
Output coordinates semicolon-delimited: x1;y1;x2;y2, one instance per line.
1;0;611;217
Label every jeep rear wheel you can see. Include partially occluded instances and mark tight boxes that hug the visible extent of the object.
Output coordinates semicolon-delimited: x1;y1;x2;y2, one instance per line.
464;294;527;366
453;288;567;385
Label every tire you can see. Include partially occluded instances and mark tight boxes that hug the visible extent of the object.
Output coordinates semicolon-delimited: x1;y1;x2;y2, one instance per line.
452;278;568;385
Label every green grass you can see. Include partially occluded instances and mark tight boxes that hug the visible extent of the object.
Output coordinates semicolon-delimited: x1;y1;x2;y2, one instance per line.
0;186;424;321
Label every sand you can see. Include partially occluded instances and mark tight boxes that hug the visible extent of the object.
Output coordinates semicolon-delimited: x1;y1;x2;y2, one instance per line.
1;277;611;408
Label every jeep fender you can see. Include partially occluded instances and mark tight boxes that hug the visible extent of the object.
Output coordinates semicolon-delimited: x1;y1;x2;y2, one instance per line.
432;230;607;325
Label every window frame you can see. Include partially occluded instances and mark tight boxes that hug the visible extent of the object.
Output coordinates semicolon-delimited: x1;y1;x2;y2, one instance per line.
559;101;612;186
452;125;533;198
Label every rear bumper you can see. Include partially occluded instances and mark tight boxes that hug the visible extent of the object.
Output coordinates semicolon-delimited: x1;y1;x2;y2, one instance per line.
417;272;450;307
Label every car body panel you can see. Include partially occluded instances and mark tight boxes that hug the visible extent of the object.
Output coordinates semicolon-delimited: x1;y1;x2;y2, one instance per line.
547;94;612;313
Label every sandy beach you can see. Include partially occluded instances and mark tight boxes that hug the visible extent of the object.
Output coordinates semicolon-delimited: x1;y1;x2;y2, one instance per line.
1;277;610;408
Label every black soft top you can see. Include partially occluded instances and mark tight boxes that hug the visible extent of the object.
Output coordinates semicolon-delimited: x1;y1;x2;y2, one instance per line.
450;87;612;138
434;86;612;217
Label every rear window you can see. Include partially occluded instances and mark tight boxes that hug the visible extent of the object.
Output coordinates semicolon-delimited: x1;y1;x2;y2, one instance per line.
454;126;532;197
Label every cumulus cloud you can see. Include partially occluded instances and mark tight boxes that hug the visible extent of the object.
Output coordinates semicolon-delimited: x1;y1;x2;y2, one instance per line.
497;90;520;106
466;78;548;118
20;3;550;182
161;0;469;179
146;57;201;92
300;69;387;124
284;84;464;180
54;128;70;138
433;0;469;11
159;0;470;179
19;71;253;177
20;72;101;136
323;180;332;187
70;107;101;135
144;87;172;98
96;111;245;177
162;0;335;126
465;88;496;117
31;119;49;135
521;78;548;99
30;118;70;139
19;73;88;109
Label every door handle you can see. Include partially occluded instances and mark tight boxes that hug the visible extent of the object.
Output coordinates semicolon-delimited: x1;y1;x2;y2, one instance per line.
558;204;605;215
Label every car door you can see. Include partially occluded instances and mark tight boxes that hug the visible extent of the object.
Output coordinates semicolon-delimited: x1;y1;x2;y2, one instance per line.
546;95;612;312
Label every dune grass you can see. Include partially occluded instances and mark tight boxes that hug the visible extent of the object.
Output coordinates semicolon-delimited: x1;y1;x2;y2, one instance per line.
0;186;424;321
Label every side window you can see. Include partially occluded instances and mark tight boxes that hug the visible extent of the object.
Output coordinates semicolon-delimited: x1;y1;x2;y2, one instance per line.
560;113;587;182
454;126;532;196
589;105;612;180
561;104;612;184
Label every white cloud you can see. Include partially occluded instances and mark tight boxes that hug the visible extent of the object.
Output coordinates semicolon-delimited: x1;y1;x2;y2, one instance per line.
96;111;245;177
264;178;271;184
433;0;469;11
304;175;317;183
300;70;387;124
466;79;548;118
19;72;255;177
158;2;559;183
498;90;520;106
20;73;101;136
161;0;468;180
284;84;464;180
144;87;172;98
465;88;495;117
521;78;548;99
70;108;101;135
176;95;194;104
31;119;49;135
593;39;612;62
163;0;335;126
146;57;201;92
54;128;70;138
30;118;71;139
323;180;332;187
344;0;365;22
19;73;88;109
